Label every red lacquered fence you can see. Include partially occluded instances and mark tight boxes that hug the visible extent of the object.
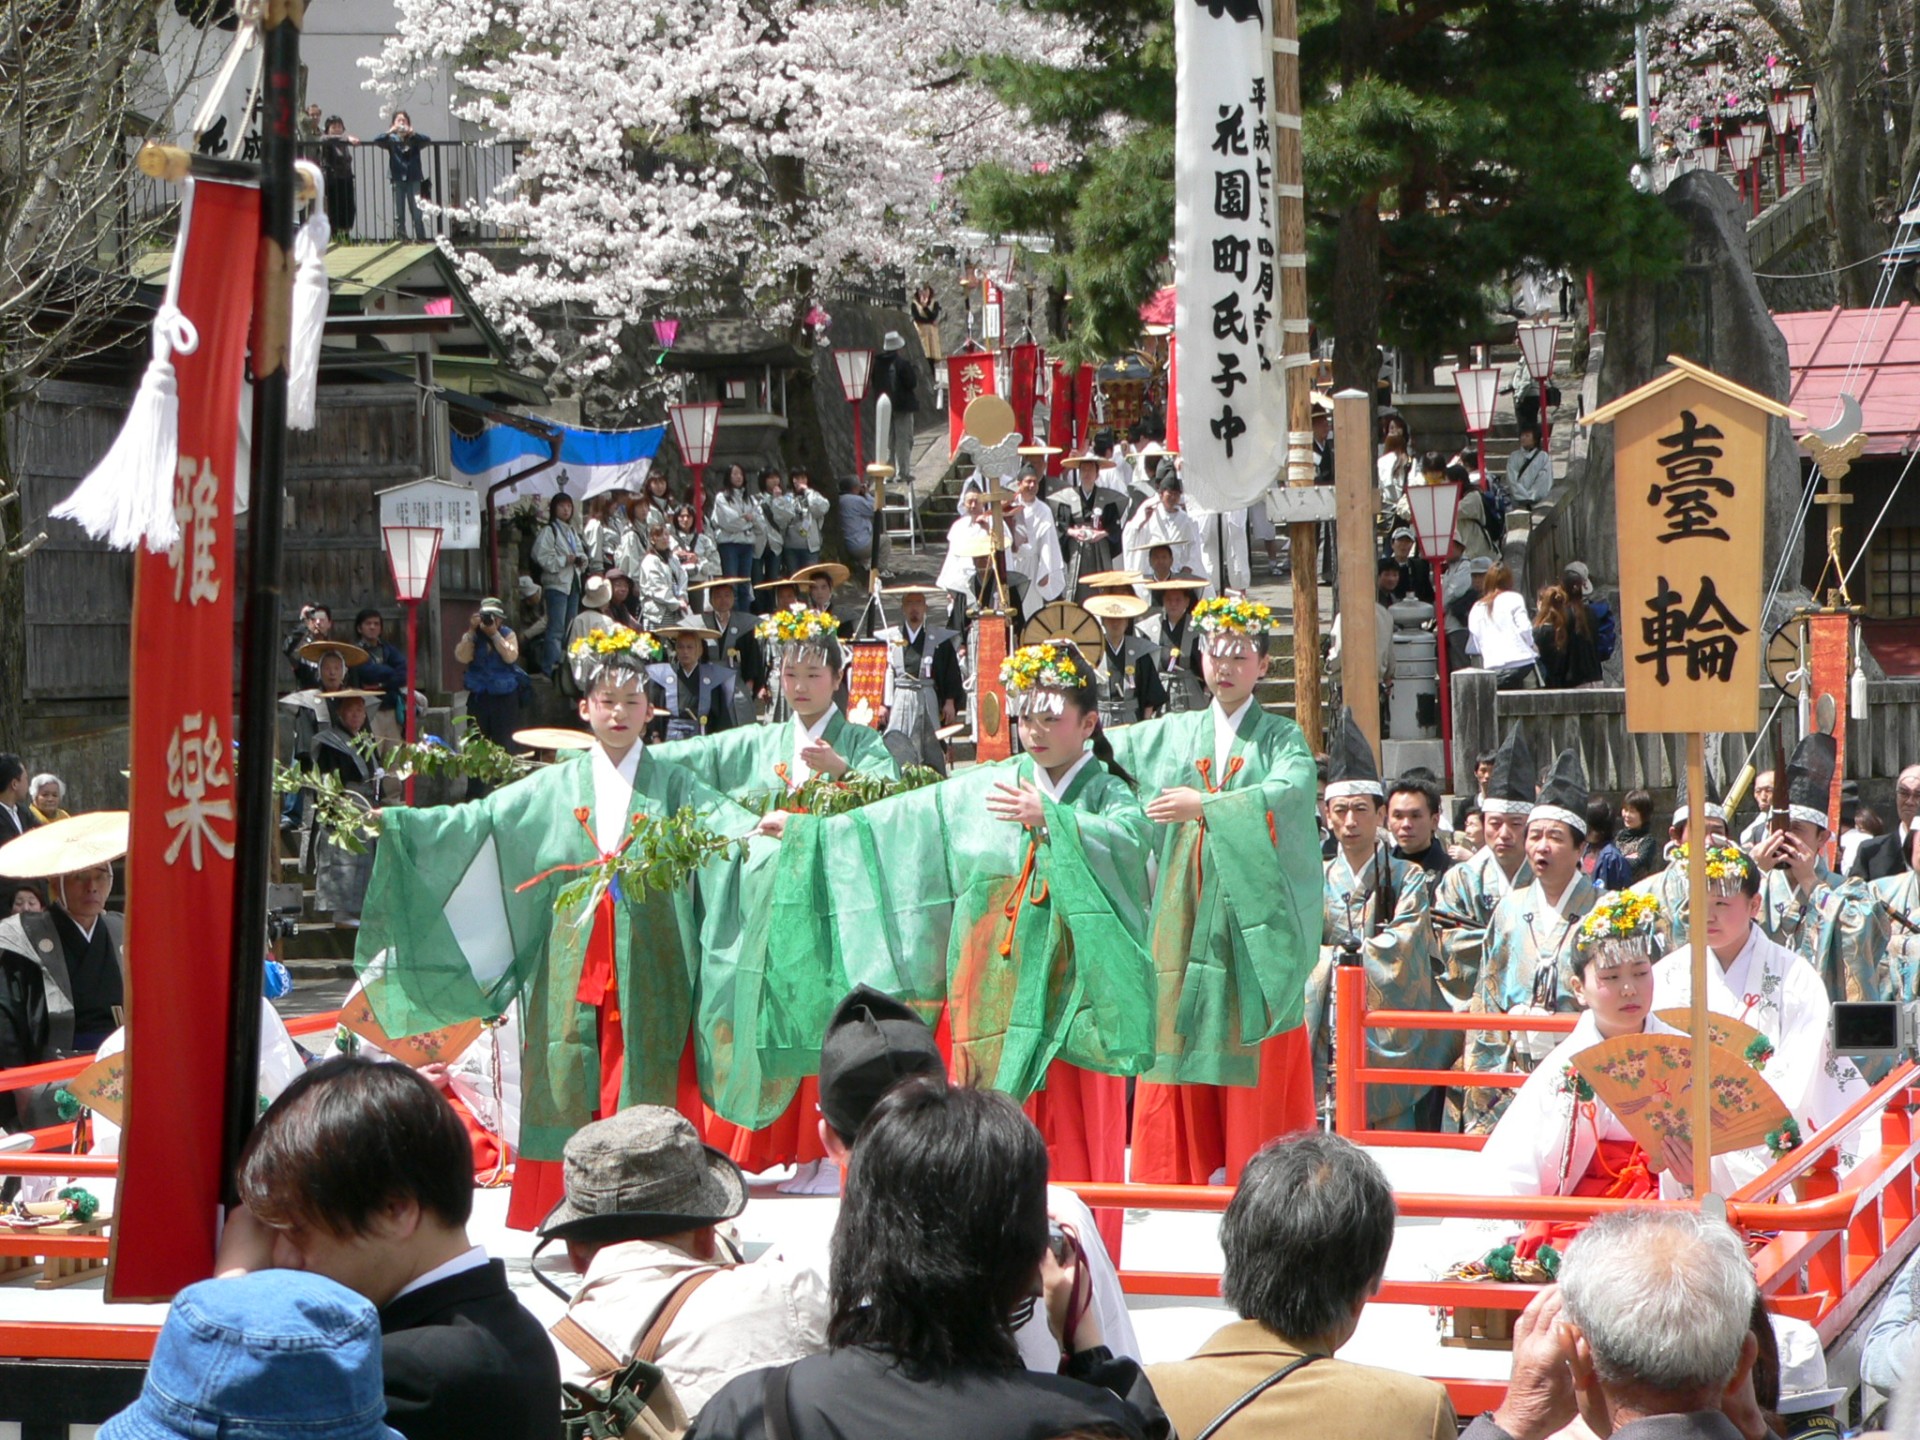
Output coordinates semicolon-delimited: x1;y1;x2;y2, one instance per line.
3;976;1918;1419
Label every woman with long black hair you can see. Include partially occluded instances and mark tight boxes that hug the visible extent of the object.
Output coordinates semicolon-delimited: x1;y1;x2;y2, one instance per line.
690;1080;1164;1440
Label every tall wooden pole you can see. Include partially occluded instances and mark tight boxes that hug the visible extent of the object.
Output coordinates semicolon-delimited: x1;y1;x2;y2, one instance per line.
1333;390;1378;754
1272;0;1320;753
1686;732;1712;1199
225;0;302;1198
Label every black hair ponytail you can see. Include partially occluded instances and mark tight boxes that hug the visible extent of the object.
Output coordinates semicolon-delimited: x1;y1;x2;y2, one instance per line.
1090;723;1135;789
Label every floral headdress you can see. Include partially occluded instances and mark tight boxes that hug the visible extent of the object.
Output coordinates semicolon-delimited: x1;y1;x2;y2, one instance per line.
568;627;666;688
1193;596;1279;655
1001;643;1086;717
1563;889;1661;988
757;606;842;664
1672;840;1756;897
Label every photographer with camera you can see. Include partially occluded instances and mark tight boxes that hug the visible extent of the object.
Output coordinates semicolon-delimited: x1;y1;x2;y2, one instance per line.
370;109;432;242
454;599;527;782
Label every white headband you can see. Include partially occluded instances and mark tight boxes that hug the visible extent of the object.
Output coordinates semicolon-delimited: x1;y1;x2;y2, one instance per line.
1324;780;1384;802
1788;804;1831;831
1530;805;1588;837
1671;802;1728;826
1481;798;1534;817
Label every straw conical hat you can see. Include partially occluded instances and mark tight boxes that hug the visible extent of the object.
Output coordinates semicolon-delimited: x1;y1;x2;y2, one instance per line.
0;811;129;877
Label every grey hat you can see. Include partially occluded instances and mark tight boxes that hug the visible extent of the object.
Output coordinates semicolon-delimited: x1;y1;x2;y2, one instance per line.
1564;560;1592;594
538;1106;747;1244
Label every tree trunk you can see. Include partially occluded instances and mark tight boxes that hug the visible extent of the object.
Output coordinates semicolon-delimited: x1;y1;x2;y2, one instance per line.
0;389;24;752
1330;201;1383;400
1820;67;1892;306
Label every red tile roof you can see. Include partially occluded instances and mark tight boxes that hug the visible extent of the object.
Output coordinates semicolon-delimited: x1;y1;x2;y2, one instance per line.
1779;305;1920;456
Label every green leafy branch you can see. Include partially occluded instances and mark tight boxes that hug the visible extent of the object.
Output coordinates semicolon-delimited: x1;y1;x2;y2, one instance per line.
385;719;535;790
550;806;748;917
273;763;380;854
745;765;942;818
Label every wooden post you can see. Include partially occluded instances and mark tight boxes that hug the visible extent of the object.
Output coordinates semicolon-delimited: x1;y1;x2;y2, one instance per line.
1581;356;1801;1205
1272;0;1320;753
1686;731;1712;1199
1334;389;1378;754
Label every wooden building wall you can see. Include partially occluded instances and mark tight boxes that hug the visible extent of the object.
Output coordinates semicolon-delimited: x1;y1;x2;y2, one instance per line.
6;378;488;799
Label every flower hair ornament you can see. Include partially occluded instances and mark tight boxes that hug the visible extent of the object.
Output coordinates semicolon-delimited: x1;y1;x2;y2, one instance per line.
1562;889;1660;988
1000;643;1086;717
1192;595;1280;656
1672;840;1756;897
568;627;667;689
757;606;842;666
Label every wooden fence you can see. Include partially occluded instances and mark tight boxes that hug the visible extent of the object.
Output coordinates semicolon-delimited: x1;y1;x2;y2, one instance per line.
1450;668;1920;804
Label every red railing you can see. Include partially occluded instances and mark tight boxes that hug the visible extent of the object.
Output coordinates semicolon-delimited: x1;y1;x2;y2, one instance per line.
0;1010;344;1362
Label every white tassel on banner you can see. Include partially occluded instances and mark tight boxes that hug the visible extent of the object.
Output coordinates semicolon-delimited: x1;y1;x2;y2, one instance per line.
287;159;330;430
51;182;201;554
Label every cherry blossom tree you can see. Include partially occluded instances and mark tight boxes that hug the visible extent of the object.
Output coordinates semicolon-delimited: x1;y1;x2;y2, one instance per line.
368;0;1080;394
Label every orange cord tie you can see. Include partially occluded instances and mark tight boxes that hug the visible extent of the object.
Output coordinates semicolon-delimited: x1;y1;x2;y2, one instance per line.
997;838;1050;957
515;809;639;892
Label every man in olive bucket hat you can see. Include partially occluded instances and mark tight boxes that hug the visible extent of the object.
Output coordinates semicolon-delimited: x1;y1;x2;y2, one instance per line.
540;1106;826;1415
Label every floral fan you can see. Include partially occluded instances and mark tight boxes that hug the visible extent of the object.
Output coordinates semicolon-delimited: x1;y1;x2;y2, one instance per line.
1570;1035;1792;1170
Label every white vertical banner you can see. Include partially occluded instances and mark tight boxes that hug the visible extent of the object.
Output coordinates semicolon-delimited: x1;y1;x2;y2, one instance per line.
1175;0;1290;510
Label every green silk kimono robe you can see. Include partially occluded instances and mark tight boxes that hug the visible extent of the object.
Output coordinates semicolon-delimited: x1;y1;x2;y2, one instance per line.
1306;849;1448;1130
650;707;898;806
1103;706;1322;1087
1430;847;1534;1014
765;753;1157;1100
1463;873;1600;1132
353;748;785;1161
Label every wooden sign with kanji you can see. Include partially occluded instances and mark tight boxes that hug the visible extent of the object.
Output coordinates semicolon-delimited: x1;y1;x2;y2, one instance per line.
1584;357;1802;735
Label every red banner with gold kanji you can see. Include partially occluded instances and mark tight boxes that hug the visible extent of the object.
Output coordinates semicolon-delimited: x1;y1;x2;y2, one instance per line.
1166;334;1181;453
111;178;259;1302
1047;361;1073;478
947;351;997;454
1009;343;1043;444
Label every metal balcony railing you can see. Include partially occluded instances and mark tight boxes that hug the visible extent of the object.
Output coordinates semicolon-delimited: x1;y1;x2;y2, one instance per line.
125;139;530;246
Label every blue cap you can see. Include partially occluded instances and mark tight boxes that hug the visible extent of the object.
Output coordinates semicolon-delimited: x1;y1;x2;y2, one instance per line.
102;1271;403;1440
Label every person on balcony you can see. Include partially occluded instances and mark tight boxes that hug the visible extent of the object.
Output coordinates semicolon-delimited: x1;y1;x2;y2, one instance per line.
371;111;431;242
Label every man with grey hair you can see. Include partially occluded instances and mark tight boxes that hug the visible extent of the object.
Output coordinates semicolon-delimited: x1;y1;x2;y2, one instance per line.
1147;1132;1455;1439
1464;1207;1768;1440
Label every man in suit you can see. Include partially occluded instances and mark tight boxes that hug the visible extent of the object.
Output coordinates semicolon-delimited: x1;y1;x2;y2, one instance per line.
1458;1209;1764;1440
1147;1132;1456;1440
1851;763;1920;881
222;1057;561;1440
0;754;39;845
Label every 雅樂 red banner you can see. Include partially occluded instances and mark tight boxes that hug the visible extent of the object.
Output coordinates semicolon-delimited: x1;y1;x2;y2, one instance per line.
111;177;259;1302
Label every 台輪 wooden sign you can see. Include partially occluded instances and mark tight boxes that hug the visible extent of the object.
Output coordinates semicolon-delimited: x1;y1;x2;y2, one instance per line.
1584;357;1801;735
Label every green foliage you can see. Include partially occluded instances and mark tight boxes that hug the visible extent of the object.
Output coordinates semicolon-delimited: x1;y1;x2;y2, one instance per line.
385;722;536;791
272;719;540;856
551;807;748;917
273;764;379;855
745;765;943;818
963;0;1681;369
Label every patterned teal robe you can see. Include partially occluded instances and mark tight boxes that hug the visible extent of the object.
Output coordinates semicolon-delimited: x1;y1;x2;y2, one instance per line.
1430;847;1534;1014
650;706;898;804
1463;873;1600;1132
1104;705;1323;1087
1305;848;1448;1130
